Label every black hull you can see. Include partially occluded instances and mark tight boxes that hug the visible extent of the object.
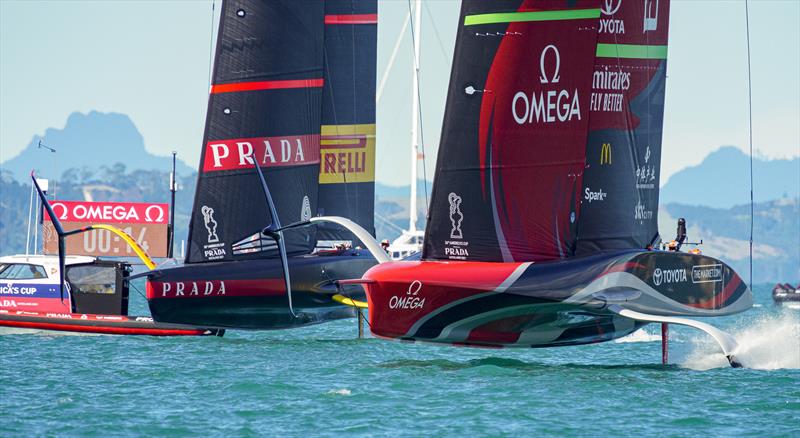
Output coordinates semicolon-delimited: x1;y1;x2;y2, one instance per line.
146;250;375;329
364;250;752;347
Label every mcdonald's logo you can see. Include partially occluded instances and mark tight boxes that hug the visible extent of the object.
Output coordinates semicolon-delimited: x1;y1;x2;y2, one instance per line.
600;143;612;165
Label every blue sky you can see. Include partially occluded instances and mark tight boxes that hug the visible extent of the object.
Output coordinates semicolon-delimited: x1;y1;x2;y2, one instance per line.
1;0;798;187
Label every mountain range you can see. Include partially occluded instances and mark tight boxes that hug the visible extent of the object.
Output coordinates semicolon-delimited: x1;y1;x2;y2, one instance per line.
0;111;194;182
660;146;799;208
1;111;797;282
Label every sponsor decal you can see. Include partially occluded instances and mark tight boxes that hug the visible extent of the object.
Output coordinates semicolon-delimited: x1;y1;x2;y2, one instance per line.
46;201;168;224
201;205;226;260
692;264;723;283
319;124;376;184
601;0;622;16
202;134;320;172
643;0;659;32
301;196;312;221
634;200;653;222
512;45;581;124
0;285;40;295
135;316;154;322
1;299;17;307
653;267;688;286
600;142;612;165
46;313;72;319
159;281;227;298
635;145;657;189
443;192;469;259
600;0;625;34
448;193;464;239
388;280;425;310
202;206;220;244
589;66;630;113
584;187;607;203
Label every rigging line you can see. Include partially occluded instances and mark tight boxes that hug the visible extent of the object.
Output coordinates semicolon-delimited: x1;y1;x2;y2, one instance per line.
206;0;216;89
608;10;643;228
129;280;148;302
374;212;405;232
407;0;429;216
322;36;353;218
423;0;449;62
376;11;410;104
349;0;357;217
744;0;754;290
26;181;34;255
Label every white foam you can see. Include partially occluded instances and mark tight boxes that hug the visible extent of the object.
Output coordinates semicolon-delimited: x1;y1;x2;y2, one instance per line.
327;388;352;396
682;313;800;370
614;328;661;343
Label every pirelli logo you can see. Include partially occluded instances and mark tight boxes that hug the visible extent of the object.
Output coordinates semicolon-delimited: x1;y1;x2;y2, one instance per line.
319;124;375;184
600;142;612;165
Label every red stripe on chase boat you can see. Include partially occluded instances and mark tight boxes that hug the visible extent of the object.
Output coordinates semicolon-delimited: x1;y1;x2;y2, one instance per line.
211;79;324;94
324;14;377;25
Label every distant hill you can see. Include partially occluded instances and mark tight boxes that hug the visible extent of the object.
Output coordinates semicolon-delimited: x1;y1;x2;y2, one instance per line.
661;199;799;283
660;146;799;208
0;111;194;182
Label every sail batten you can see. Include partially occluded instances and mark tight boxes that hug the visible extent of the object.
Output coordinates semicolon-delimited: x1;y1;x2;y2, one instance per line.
464;8;601;26
210;79;325;94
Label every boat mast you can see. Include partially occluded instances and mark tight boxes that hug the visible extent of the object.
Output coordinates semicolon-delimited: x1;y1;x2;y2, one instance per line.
408;0;422;234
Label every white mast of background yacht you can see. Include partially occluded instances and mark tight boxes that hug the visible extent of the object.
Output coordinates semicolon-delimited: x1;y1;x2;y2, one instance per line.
408;0;422;234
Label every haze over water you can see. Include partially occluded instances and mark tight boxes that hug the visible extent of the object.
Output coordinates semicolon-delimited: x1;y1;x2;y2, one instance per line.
1;284;798;436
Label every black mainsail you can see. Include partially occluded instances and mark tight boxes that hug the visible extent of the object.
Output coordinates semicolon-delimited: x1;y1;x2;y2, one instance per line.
422;0;601;262
318;0;378;241
575;0;670;254
187;0;325;263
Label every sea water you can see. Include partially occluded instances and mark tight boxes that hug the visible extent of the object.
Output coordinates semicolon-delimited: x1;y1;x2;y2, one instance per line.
1;284;798;436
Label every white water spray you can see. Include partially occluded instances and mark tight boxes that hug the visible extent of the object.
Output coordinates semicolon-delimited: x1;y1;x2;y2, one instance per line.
614;328;661;343
682;312;800;370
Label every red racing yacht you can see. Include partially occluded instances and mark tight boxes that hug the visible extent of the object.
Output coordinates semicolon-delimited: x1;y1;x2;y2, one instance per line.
353;0;751;367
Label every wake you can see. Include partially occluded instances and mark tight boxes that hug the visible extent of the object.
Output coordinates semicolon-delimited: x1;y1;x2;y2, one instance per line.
681;312;800;370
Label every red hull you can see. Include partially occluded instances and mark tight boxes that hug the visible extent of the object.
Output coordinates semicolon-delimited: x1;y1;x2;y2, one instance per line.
0;311;222;336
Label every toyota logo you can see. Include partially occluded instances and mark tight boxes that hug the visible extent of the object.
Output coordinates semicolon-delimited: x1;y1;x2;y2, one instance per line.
601;0;622;16
653;268;663;286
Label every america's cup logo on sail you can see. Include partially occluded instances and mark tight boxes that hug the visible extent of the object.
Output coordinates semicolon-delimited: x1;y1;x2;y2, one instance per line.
201;205;226;260
448;192;463;239
201;206;219;243
512;44;581;124
300;196;312;221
